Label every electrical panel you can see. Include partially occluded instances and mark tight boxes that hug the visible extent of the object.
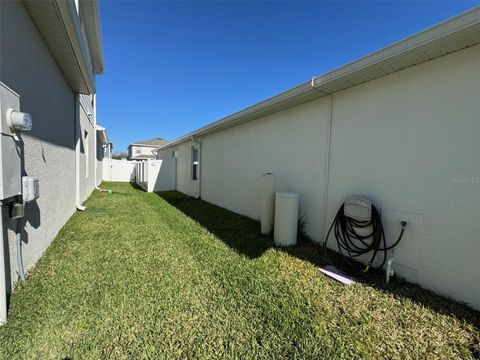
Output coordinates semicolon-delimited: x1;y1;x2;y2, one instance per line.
0;83;22;200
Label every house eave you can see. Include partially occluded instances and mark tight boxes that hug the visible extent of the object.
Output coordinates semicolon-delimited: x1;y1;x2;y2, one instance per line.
22;0;101;94
129;143;165;148
96;125;109;145
79;0;104;74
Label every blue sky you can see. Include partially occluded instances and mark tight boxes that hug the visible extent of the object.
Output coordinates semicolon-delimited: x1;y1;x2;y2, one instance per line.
96;1;480;153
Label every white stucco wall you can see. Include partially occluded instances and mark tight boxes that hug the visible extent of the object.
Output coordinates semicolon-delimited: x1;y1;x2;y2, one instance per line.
201;98;331;240
0;1;99;289
167;141;200;197
326;44;480;309
163;44;480;309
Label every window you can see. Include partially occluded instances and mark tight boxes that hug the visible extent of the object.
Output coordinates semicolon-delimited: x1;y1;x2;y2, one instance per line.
192;146;199;180
135;148;141;155
84;130;89;178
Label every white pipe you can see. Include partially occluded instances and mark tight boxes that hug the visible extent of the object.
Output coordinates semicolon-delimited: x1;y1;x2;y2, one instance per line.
15;219;25;282
93;94;100;190
75;95;85;211
191;136;202;199
322;95;334;243
386;255;396;285
0;205;7;325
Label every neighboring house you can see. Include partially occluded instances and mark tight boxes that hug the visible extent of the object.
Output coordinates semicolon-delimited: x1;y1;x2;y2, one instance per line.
155;8;480;309
128;138;167;160
0;0;107;323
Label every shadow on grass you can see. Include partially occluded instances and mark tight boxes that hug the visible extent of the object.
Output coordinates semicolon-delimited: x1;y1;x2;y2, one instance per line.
155;189;480;334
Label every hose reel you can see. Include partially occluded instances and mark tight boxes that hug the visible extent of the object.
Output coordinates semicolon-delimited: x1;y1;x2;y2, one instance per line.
324;195;407;273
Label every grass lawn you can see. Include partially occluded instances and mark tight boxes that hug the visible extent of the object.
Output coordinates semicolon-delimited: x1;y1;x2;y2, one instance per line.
0;182;478;359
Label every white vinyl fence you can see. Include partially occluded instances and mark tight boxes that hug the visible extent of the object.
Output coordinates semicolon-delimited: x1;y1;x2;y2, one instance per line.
103;159;136;182
134;158;176;192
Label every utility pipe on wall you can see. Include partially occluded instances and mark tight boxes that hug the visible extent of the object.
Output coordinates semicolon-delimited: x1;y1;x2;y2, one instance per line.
15;219;25;282
0;205;7;325
191;136;202;199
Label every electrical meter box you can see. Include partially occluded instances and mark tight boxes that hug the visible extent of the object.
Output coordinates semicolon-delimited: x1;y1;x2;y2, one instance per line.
0;83;21;200
22;176;39;202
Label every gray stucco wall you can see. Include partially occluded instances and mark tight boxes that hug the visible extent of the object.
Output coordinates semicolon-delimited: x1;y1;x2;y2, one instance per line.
0;1;97;289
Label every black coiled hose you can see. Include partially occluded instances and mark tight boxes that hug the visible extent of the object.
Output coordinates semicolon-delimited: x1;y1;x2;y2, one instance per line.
323;203;406;271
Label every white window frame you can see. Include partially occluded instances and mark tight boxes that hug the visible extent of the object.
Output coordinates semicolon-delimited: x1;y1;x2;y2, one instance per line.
84;129;89;178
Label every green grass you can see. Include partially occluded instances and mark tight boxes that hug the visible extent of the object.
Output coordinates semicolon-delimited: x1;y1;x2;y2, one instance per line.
0;182;478;359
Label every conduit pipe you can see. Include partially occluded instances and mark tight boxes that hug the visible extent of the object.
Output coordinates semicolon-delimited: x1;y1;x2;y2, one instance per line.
0;205;7;325
191;136;202;199
16;219;25;282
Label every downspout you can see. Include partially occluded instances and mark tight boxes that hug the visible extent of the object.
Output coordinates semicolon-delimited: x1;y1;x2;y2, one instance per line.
0;204;6;325
75;95;86;211
191;136;202;199
322;94;334;242
93;94;100;190
310;77;334;241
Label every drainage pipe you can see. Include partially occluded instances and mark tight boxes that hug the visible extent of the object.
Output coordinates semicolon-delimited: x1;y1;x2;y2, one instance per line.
75;95;85;211
322;95;333;242
0;205;7;325
191;136;202;199
93;94;100;190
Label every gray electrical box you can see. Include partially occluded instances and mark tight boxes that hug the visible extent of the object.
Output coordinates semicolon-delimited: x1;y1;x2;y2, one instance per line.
0;83;22;200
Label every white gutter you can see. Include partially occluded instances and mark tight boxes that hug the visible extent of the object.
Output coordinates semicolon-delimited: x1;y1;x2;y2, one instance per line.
129;143;164;148
157;6;480;152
